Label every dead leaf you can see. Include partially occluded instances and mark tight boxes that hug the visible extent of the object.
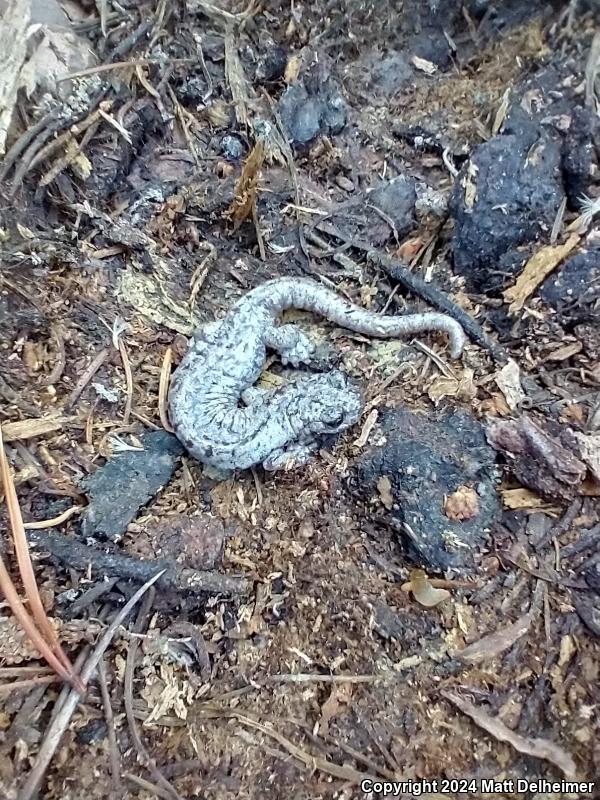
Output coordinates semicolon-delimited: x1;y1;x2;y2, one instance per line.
405;570;450;608
411;55;437;74
442;691;577;778
580;474;600;496
284;54;301;84
444;486;479;521
479;394;511;417
428;368;476;405
226;138;265;230
205;99;231;127
457;611;534;664
494;358;525;411
318;682;353;737
560;403;586;426
504;234;580;312
376;476;394;510
397;237;424;261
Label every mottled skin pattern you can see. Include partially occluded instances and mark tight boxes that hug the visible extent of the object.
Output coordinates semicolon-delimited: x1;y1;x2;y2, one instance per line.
169;277;466;471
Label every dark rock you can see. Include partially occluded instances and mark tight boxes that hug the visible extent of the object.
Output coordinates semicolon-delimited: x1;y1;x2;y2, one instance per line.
324;176;417;249
372;602;438;644
451;131;564;293
584;560;600;594
366;177;417;240
278;63;347;148
77;719;108;745
255;45;287;84
80;431;183;541
221;134;245;161
368;50;414;93
561;106;595;209
351;407;500;573
539;248;600;324
397;0;462;69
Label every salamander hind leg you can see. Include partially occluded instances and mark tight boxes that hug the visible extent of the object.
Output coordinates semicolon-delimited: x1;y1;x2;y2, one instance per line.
262;441;320;471
240;385;278;406
264;324;316;367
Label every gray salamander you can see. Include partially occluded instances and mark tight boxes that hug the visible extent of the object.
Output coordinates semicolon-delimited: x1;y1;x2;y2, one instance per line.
168;277;466;471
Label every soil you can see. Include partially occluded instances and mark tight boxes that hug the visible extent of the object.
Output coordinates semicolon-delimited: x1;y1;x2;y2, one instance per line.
1;1;599;799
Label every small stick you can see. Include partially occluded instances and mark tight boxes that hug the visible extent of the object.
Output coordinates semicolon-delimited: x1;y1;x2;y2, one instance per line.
23;505;82;530
65;347;109;410
0;675;59;695
0;111;58;182
98;657;122;795
28;528;251;596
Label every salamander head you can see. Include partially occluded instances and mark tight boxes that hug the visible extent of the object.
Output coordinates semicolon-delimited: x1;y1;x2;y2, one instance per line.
302;371;363;435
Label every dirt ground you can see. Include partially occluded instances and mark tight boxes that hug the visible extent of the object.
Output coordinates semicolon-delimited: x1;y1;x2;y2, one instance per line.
1;1;600;798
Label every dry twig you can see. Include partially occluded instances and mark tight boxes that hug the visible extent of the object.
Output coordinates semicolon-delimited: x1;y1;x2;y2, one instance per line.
17;570;165;800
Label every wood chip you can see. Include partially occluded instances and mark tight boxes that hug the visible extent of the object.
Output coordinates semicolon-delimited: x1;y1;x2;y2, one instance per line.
457;611;534;664
352;408;378;448
545;341;583;361
504;233;580;312
442;691;577;778
1;416;71;442
500;487;555;510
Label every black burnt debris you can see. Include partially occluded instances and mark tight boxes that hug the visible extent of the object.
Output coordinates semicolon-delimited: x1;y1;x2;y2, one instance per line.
351;407;501;573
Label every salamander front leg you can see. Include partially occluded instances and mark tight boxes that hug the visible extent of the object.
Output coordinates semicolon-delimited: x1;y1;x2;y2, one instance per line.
264;324;316;367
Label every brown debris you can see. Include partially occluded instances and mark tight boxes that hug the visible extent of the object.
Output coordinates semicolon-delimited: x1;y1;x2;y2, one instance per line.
444;486;480;521
457;611;535;664
442;691;577;778
486;416;587;501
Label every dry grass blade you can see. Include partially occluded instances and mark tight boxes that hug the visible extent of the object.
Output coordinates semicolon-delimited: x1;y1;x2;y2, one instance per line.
17;570;166;800
200;707;378;784
0;545;74;687
159;348;174;433
0;426;83;691
118;338;134;425
22;505;82;530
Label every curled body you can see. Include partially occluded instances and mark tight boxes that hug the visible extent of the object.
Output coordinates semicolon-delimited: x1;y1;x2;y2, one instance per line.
168;277;466;471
